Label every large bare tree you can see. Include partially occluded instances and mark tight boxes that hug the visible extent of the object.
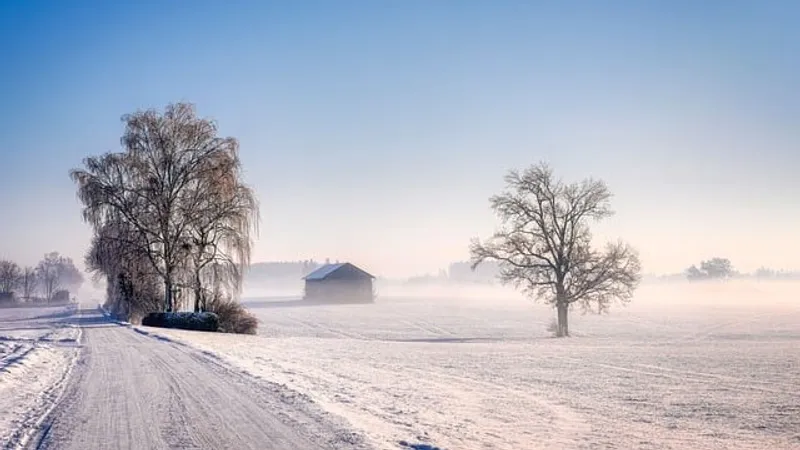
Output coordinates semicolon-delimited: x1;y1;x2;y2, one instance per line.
36;252;81;302
0;260;21;294
20;267;37;300
470;163;641;337
72;102;259;313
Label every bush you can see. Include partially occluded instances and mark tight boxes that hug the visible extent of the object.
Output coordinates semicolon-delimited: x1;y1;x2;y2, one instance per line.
142;312;219;332
0;292;15;304
206;297;258;335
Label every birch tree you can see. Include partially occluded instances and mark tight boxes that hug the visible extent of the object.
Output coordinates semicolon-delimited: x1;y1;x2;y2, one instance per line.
470;163;641;337
72;102;258;313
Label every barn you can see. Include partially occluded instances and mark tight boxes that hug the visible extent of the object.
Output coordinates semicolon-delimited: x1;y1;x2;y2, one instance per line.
302;263;375;304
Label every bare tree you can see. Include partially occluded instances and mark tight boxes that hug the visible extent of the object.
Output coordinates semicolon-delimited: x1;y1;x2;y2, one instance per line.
470;163;641;337
60;261;84;292
182;150;258;312
86;219;163;321
34;252;82;302
72;102;259;313
38;252;62;302
0;260;21;294
20;267;37;300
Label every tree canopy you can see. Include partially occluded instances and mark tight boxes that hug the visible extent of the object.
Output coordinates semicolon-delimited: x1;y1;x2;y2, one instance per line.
470;162;641;337
71;102;259;316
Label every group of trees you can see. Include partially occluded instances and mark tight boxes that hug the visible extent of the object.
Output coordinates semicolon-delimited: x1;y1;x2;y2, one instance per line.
72;101;640;337
0;252;83;303
246;260;328;283
71;103;259;323
685;258;735;281
683;260;800;281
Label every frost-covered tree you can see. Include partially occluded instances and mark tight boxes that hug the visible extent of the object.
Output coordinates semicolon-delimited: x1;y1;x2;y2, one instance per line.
72;102;259;313
20;267;37;300
470;163;641;337
0;260;21;294
36;252;82;302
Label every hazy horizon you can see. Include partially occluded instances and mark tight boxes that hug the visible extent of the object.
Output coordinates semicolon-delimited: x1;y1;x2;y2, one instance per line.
2;1;799;278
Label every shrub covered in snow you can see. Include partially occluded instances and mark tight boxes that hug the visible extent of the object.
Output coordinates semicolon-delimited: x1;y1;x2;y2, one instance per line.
142;312;219;332
206;297;258;335
0;292;15;304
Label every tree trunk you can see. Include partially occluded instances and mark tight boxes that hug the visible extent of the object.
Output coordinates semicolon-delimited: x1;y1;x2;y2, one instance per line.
556;303;568;337
193;273;202;312
557;304;569;337
554;282;570;337
164;277;173;312
555;283;570;337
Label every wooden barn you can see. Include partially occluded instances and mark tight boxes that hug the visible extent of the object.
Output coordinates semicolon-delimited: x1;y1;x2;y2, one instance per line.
302;263;375;304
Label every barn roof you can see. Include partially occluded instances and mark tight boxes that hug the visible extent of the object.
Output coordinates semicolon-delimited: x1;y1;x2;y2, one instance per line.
303;263;375;281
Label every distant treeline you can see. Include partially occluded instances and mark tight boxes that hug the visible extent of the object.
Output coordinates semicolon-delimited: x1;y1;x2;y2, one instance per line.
0;252;83;305
646;259;800;283
246;259;799;287
246;260;325;285
749;268;800;280
682;258;800;281
245;260;503;285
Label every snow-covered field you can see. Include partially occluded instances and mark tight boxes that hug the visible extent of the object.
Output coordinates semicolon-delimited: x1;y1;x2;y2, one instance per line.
144;281;800;450
0;305;81;448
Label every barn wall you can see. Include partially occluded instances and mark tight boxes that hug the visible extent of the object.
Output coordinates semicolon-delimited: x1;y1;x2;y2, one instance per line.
304;278;373;303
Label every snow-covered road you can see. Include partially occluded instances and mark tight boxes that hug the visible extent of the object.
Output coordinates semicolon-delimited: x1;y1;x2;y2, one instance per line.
24;309;370;450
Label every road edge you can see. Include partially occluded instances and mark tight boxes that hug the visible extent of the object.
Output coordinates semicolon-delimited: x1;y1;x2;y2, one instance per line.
12;314;84;450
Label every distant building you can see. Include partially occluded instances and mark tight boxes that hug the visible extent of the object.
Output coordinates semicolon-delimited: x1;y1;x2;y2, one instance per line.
52;290;70;304
302;263;375;304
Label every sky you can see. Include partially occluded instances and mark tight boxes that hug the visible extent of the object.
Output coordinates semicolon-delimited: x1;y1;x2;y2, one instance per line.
1;0;798;278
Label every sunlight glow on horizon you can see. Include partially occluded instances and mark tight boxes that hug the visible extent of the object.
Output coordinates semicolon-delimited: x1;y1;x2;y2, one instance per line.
1;1;798;278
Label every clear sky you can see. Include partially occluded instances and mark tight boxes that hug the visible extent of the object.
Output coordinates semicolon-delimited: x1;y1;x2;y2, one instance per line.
1;0;798;278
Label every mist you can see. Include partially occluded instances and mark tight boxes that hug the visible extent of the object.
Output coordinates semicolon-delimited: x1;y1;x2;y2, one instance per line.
243;277;800;326
2;1;799;448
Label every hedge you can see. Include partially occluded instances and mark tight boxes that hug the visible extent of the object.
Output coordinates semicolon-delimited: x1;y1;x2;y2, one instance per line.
141;312;219;332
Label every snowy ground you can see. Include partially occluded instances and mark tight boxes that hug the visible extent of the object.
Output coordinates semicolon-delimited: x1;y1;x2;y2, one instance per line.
33;309;369;450
144;281;800;450
0;305;81;448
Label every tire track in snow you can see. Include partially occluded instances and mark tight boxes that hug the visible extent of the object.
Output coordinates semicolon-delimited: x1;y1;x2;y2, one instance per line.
669;311;785;344
283;314;368;340
553;355;788;395
632;363;798;391
34;311;371;450
3;325;82;450
400;319;456;339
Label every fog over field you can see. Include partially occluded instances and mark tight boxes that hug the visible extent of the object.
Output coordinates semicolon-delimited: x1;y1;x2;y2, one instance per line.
129;279;797;450
3;1;800;449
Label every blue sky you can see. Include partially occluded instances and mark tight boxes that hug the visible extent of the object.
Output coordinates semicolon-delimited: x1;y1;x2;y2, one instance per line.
1;1;798;277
